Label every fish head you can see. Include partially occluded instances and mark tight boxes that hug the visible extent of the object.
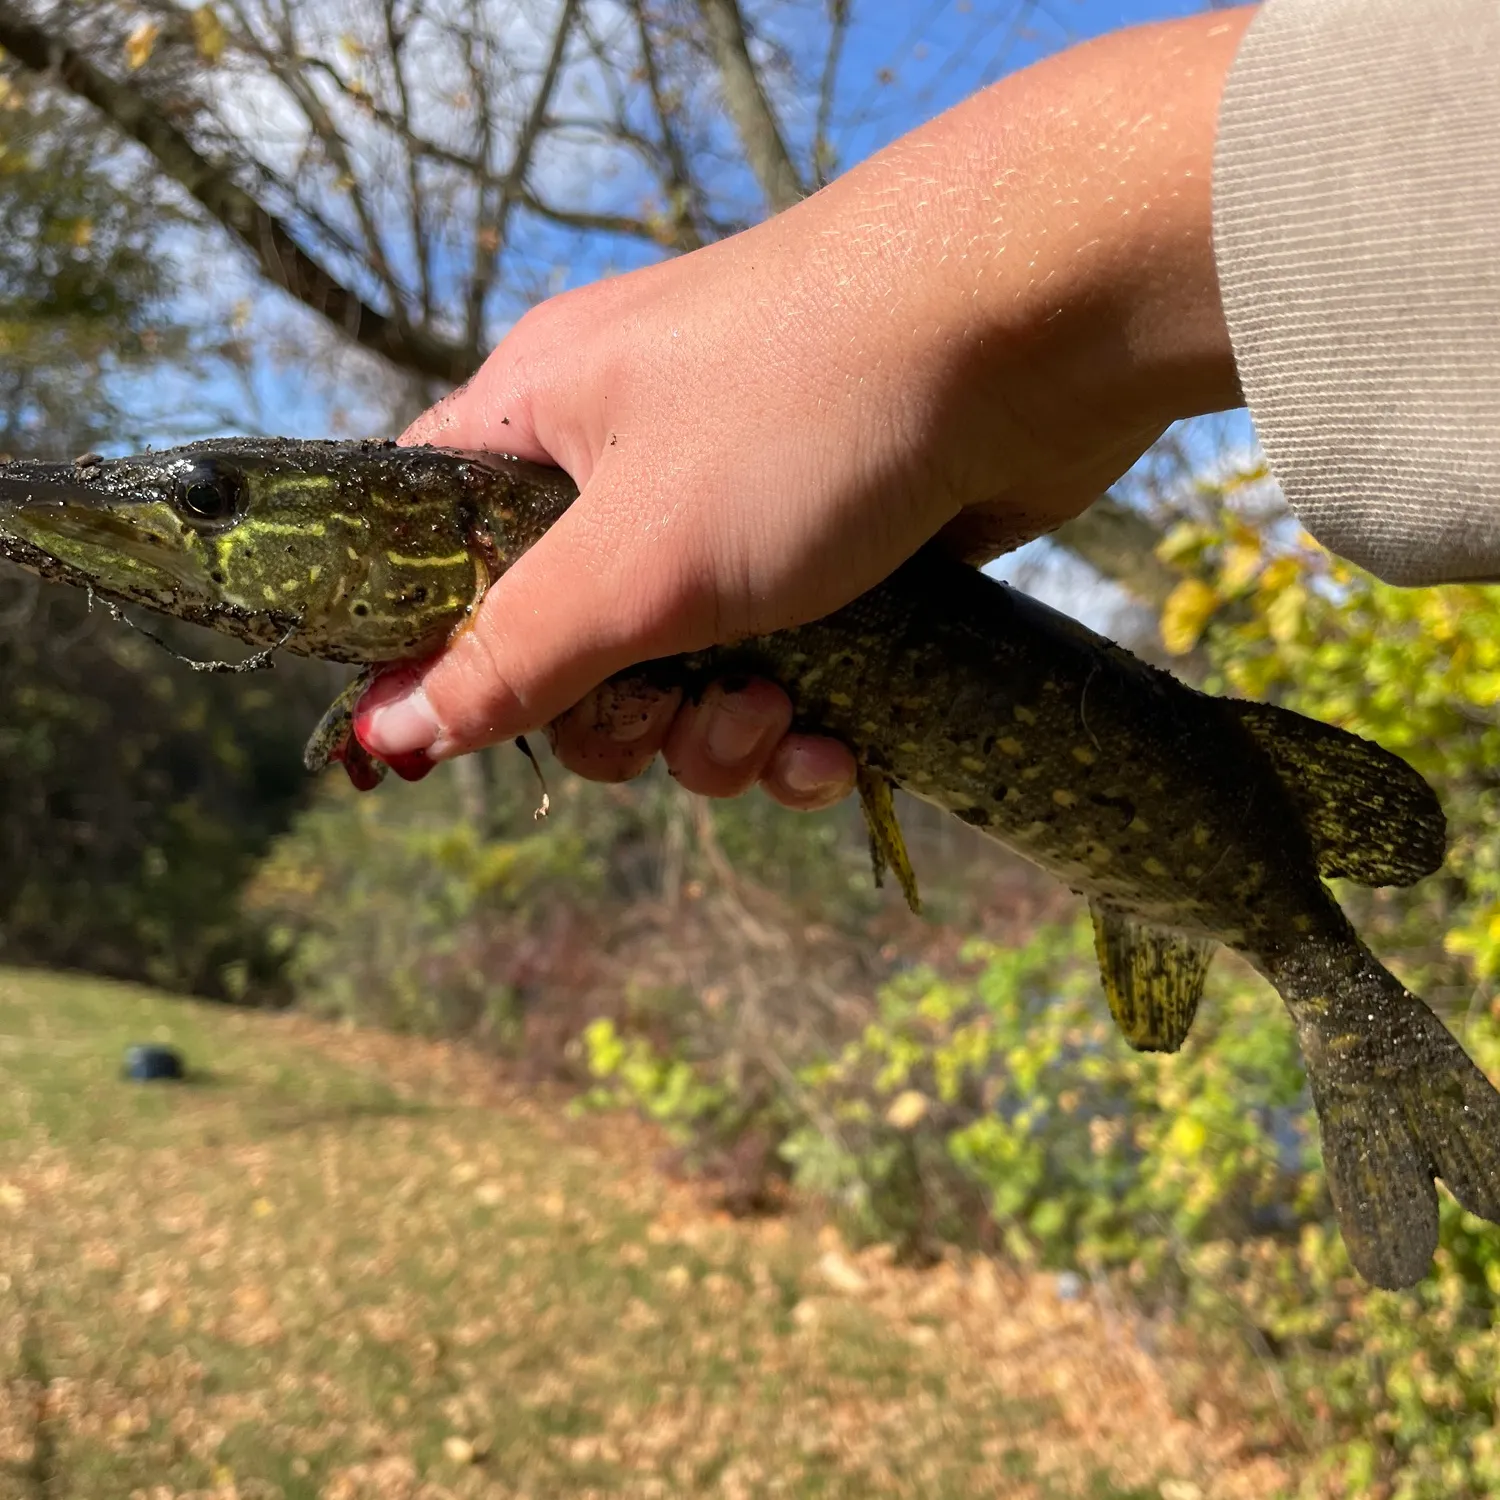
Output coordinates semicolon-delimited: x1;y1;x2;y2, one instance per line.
0;439;480;662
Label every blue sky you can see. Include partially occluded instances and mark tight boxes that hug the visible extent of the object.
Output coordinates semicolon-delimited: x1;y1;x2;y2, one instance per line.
832;0;1208;165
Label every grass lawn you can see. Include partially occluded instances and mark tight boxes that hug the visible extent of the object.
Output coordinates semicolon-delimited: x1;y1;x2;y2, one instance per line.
0;967;1291;1499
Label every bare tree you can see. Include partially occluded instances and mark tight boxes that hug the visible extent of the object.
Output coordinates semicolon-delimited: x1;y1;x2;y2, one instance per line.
0;0;842;382
0;0;1209;598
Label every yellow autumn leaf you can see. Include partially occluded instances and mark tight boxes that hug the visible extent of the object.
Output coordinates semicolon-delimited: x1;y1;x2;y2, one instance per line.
1154;521;1214;570
1257;555;1301;595
1265;582;1307;646
124;20;159;70
1219;541;1263;594
1166;1114;1207;1158
1159;578;1219;656
192;5;228;62
885;1089;929;1130
1224;513;1261;550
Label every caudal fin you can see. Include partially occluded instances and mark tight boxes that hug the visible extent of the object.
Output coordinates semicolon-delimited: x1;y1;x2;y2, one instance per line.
1300;990;1500;1288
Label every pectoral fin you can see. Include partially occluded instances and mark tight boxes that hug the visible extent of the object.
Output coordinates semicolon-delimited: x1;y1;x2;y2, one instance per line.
856;765;920;914
1089;902;1213;1053
304;669;387;791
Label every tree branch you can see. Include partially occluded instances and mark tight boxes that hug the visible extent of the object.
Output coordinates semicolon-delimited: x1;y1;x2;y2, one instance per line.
1052;496;1181;610
471;0;582;354
813;0;849;188
0;0;474;383
629;0;705;251
695;0;804;212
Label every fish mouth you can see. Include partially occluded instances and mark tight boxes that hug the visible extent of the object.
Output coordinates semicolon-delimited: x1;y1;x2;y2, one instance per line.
0;467;112;511
0;472;216;601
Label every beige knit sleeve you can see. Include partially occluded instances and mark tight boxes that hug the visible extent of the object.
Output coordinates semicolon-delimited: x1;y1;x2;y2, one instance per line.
1213;0;1500;586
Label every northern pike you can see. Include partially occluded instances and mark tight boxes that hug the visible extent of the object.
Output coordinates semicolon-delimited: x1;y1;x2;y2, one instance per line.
2;437;1497;1288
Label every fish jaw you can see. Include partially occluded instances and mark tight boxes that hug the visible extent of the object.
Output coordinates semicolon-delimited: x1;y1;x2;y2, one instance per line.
0;455;234;611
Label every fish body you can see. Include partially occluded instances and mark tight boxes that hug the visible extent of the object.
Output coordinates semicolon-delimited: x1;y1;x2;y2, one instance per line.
3;436;1499;1287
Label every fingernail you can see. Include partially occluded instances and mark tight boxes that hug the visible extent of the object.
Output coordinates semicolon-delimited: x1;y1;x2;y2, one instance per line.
776;741;857;807
355;672;443;758
595;680;673;744
783;760;846;798
703;692;777;768
384;749;436;783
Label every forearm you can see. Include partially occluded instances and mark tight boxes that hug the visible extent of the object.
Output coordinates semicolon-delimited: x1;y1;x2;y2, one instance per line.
741;8;1251;515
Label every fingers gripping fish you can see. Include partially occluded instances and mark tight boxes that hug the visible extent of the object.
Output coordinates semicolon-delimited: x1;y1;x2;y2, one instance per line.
2;437;1496;1289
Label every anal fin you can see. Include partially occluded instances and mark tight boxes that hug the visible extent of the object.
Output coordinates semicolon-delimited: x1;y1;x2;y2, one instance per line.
1089;901;1214;1053
856;765;920;914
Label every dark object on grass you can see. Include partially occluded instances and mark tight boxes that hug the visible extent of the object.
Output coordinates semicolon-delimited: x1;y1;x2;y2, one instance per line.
122;1044;185;1082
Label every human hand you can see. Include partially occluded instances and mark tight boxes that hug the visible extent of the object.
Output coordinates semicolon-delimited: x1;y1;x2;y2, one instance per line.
355;8;1249;807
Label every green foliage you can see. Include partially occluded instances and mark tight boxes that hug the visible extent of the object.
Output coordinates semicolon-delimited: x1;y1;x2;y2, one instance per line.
0;67;320;995
0;603;327;994
580;1016;730;1136
0;72;187;452
786;921;1316;1269
246;757;607;1041
561;488;1500;1497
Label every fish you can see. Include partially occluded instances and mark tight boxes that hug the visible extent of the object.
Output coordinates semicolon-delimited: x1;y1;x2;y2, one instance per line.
2;435;1497;1288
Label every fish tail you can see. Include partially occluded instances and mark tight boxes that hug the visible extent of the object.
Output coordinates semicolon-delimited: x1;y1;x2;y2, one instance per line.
1275;938;1500;1288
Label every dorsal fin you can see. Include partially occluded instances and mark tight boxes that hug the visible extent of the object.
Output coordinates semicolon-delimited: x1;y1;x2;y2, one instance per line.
1222;700;1445;887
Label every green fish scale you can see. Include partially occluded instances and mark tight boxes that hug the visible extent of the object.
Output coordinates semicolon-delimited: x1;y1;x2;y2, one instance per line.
679;551;1330;961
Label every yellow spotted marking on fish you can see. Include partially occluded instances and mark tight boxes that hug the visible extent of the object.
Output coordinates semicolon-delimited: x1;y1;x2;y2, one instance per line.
829;691;853;708
242;518;327;536
1143;856;1169;877
1186;864;1203;879
1071;746;1096;766
899;739;920;753
386;550;470;569
1013;705;1037;725
961;755;985;773
998;737;1024;757
1294;914;1313;933
346;546;361;561
1021;766;1043;781
1086;843;1113;864
1052;789;1078;808
1129;814;1152;834
1193;823;1212;848
864;721;882;736
911;769;932;783
308;565;322;583
261;586;278;602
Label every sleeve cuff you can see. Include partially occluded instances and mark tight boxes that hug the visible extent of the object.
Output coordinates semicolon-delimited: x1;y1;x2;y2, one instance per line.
1214;0;1500;585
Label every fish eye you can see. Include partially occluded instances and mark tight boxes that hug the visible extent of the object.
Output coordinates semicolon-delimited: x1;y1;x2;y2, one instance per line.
174;464;244;528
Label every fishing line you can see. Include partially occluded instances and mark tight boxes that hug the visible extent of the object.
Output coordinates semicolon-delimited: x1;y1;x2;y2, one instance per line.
92;585;299;673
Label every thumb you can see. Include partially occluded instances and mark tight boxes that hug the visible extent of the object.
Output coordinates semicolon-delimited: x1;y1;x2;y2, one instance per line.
353;459;723;762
